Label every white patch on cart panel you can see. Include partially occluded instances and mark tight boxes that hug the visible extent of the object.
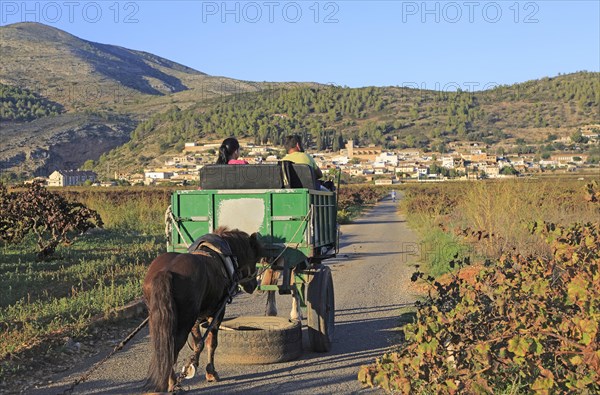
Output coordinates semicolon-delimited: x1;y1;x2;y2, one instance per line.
217;198;265;234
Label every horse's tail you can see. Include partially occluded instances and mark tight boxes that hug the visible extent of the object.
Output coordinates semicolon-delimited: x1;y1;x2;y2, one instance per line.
145;270;176;392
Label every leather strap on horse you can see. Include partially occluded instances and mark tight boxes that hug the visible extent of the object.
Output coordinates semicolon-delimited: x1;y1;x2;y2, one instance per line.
188;234;239;284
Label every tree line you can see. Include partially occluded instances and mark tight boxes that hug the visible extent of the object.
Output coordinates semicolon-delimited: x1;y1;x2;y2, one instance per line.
0;83;64;121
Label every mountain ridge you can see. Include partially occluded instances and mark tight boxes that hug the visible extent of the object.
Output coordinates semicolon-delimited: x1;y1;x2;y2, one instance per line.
0;22;205;101
0;22;274;178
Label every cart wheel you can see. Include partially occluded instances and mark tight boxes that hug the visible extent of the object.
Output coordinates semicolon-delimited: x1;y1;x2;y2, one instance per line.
204;316;302;364
306;265;335;352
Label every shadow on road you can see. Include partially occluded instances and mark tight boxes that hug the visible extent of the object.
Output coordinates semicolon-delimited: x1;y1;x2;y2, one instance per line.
350;219;406;225
334;251;403;262
335;303;415;317
192;315;406;394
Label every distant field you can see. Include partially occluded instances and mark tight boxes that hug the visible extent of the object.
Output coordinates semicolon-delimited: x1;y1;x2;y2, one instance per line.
399;176;600;276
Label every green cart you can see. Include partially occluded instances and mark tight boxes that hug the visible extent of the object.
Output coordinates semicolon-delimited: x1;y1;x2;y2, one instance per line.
166;163;337;352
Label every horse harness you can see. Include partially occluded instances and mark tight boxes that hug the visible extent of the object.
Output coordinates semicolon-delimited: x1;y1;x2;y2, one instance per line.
188;234;241;287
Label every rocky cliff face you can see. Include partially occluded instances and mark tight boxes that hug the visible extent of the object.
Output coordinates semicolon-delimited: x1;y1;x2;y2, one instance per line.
0;114;135;176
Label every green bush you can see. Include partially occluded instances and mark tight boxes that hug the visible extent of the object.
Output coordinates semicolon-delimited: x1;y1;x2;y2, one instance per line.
420;228;469;277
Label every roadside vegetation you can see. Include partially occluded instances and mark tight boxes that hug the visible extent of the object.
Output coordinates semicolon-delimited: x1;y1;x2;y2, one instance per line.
359;177;600;394
337;185;389;223
399;178;599;276
0;185;170;379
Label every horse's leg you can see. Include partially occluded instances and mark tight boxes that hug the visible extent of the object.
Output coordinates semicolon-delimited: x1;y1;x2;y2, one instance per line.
264;268;280;316
205;312;225;382
169;323;193;391
290;288;302;322
266;291;278;316
190;320;206;369
288;269;302;322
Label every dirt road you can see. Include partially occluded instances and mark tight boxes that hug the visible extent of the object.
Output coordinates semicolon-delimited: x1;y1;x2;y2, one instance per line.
32;196;420;394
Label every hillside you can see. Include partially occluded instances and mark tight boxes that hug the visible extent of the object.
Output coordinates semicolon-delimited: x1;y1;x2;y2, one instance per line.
0;23;194;108
0;23;283;177
94;72;600;174
0;22;290;114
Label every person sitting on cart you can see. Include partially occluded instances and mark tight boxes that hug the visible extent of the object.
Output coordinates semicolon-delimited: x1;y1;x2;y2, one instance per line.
216;137;248;165
282;135;323;178
282;135;334;191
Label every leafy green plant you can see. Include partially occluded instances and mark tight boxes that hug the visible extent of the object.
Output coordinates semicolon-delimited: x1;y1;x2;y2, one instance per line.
359;222;600;394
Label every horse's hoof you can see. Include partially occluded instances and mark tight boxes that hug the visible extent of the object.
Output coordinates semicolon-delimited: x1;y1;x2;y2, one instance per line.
205;372;220;382
182;364;196;379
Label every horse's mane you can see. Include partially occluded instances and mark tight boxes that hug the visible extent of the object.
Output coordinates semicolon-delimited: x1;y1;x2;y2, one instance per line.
213;227;264;260
214;226;239;237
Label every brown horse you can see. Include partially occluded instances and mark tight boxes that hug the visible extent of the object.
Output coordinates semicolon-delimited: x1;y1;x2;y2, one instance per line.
143;227;264;392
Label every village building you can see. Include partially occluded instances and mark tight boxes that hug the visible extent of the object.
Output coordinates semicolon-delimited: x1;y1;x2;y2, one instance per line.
374;178;394;185
165;155;202;166
346;140;383;162
397;149;422;160
416;166;429;177
347;167;365;176
551;153;588;166
396;163;417;176
375;152;399;166
144;171;174;185
483;165;500;178
331;155;349;165
441;156;456;169
47;170;97;187
126;173;145;185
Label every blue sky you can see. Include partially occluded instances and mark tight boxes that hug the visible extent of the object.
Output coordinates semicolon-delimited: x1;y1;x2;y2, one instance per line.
2;1;599;89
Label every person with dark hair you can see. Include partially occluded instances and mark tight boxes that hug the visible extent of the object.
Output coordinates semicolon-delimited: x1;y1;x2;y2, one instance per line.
282;135;323;179
216;137;247;165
